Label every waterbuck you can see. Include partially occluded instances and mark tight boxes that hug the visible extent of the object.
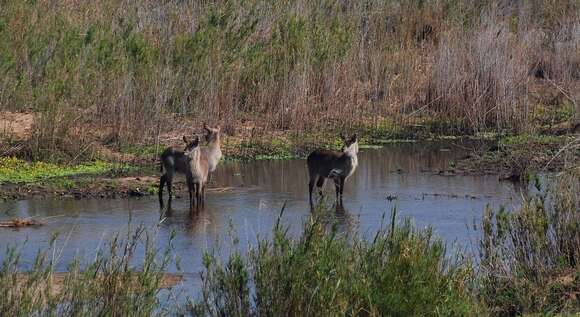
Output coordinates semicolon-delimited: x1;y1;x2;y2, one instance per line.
307;134;359;207
159;135;195;209
183;135;209;211
158;124;221;209
200;123;222;182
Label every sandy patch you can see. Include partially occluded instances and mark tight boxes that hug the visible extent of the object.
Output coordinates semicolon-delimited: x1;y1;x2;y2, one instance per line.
0;111;35;140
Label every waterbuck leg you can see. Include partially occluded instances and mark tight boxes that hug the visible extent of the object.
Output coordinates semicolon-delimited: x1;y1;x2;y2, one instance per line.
159;174;167;209
195;183;201;212
334;178;341;203
201;184;206;208
308;177;316;207
339;177;345;205
187;176;193;212
316;176;326;203
166;178;173;209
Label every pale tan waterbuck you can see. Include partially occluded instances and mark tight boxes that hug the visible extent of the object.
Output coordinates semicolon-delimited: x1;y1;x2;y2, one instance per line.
307;134;359;207
183;135;209;211
200;123;222;183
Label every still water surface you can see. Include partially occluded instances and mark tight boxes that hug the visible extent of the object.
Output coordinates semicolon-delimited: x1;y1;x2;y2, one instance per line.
0;141;527;298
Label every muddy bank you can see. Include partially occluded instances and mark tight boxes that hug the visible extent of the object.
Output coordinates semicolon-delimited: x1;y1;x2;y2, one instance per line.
454;135;579;179
0;175;237;201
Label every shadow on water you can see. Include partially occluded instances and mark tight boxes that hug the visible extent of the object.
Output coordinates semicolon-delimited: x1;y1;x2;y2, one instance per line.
0;140;533;300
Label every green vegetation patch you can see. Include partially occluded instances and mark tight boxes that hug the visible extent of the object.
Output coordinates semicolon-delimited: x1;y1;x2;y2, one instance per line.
191;209;477;316
0;157;134;184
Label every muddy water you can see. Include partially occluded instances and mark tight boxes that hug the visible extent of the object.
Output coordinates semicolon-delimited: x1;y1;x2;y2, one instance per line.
0;141;526;298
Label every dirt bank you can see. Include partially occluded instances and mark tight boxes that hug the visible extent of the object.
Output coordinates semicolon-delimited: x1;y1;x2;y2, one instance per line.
0;175;238;201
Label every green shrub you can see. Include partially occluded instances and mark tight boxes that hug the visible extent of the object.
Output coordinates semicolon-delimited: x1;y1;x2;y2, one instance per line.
191;208;477;316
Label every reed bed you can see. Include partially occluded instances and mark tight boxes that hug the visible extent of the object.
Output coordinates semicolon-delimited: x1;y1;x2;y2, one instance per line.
1;1;579;160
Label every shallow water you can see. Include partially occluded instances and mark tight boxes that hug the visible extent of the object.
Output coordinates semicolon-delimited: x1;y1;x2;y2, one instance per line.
0;141;527;300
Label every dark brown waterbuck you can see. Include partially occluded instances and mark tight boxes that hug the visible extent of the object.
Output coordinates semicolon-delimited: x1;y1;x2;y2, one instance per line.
307;134;359;207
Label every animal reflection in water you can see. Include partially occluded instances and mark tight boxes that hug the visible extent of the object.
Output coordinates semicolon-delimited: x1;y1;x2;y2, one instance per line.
159;130;359;215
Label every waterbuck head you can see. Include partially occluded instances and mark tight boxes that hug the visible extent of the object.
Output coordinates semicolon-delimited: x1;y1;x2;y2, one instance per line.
183;135;200;157
340;133;358;155
203;123;221;144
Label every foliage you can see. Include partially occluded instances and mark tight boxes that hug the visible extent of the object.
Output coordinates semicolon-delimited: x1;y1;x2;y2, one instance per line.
190;209;477;316
0;225;175;316
1;0;579;160
478;172;580;316
0;157;134;184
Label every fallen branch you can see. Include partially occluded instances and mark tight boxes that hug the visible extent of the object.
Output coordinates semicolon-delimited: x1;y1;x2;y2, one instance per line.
0;218;44;228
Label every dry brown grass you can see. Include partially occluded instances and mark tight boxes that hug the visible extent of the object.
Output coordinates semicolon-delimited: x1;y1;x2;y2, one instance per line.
0;1;578;161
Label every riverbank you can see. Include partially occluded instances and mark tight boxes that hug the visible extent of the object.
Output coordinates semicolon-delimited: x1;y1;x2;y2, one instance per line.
1;130;578;200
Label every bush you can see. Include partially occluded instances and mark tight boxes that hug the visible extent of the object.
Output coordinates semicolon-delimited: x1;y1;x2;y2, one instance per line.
478;171;580;316
190;209;477;316
0;225;174;316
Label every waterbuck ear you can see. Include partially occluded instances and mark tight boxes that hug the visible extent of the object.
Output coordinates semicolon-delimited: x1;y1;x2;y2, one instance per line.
192;135;199;146
340;133;347;141
183;135;189;144
351;134;357;142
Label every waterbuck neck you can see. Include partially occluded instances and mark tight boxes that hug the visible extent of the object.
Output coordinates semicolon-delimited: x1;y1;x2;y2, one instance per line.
186;148;202;170
343;142;358;158
207;136;220;150
342;142;359;179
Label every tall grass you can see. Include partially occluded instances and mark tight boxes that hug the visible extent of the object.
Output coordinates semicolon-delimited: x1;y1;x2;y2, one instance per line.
1;1;579;160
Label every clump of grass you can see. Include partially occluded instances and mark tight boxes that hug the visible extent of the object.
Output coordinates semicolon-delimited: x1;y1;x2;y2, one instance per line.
478;171;580;316
0;225;175;316
0;157;135;184
190;208;477;316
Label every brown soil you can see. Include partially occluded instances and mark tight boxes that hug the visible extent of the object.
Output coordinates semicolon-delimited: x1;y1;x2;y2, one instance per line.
0;111;34;140
0;175;239;200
